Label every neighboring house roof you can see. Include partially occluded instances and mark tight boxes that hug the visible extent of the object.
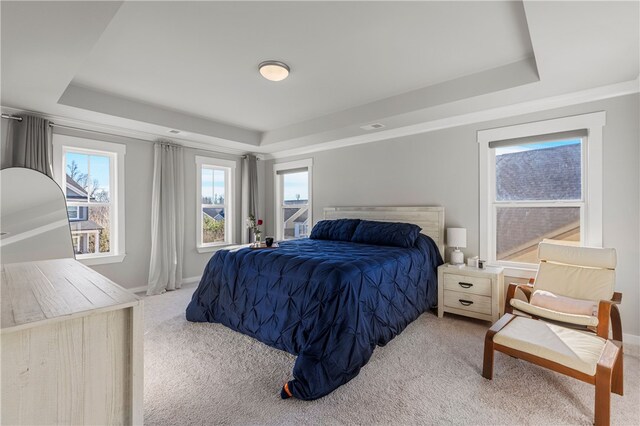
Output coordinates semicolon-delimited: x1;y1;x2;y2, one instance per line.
283;208;308;223
66;174;87;200
66;174;100;202
203;208;225;221
69;219;103;232
496;144;581;258
496;144;581;201
283;200;309;223
496;208;580;258
284;199;308;205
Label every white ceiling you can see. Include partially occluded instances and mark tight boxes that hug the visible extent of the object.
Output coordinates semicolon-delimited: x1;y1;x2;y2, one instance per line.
1;1;638;157
71;1;533;131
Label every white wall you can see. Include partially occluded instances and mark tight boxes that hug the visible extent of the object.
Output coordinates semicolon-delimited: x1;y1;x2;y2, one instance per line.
264;93;640;337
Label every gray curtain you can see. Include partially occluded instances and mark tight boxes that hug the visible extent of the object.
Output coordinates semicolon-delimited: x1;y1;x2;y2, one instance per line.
147;141;185;295
1;115;52;177
241;154;259;243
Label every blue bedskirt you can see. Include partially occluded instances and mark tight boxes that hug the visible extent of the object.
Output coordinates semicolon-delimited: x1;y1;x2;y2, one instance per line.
186;234;442;400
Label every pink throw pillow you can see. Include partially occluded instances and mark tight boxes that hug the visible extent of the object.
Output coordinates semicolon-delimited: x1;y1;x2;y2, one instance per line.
530;290;598;316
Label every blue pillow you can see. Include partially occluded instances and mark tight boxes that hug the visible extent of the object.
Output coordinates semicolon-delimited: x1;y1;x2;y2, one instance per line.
351;220;422;248
309;219;361;242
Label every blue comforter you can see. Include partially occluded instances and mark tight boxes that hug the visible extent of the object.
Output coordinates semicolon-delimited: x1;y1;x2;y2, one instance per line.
186;235;442;400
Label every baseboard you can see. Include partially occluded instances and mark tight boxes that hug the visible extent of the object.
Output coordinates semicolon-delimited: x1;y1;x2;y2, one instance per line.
182;275;201;285
624;333;640;346
127;285;147;294
126;276;201;295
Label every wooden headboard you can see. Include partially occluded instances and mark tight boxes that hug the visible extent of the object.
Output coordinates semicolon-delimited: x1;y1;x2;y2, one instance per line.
323;206;445;257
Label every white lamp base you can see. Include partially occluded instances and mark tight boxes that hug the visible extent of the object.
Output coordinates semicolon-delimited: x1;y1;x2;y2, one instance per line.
451;249;464;265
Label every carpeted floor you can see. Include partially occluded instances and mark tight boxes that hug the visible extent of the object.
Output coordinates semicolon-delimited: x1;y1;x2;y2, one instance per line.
141;284;640;425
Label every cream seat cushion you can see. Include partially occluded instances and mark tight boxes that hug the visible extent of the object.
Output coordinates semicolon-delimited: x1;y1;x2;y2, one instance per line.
510;299;599;327
493;317;606;376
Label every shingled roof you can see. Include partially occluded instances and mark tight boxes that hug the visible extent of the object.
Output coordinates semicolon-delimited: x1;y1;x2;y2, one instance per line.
496;144;581;259
203;208;225;221
496;144;581;201
66;174;88;200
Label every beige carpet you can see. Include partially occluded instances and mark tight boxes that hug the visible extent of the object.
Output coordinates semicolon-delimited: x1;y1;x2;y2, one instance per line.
141;285;640;425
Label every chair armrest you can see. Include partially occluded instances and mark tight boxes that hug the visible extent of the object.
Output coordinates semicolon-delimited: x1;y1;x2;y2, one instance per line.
608;292;623;341
504;283;533;315
597;299;614;339
612;292;622;304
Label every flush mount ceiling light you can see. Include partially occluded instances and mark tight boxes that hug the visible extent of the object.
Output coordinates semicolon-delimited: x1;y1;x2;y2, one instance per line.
259;60;290;82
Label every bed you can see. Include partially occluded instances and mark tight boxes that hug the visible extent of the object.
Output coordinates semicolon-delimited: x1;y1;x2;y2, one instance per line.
186;206;444;400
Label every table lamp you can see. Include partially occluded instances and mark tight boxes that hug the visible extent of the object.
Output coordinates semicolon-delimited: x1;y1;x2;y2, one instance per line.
447;228;467;265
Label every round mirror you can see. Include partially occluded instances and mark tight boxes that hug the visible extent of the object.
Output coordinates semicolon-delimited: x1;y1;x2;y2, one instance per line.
0;167;74;263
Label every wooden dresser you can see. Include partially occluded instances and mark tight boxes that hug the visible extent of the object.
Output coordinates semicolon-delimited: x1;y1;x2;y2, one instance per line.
1;258;143;425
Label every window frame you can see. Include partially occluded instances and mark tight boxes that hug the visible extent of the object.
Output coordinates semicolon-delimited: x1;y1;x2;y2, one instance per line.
52;133;126;266
478;112;605;275
196;156;237;251
274;158;313;241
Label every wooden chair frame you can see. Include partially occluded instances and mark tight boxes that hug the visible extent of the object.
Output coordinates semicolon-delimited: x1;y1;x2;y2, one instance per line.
483;314;623;426
504;278;624;399
504;278;623;341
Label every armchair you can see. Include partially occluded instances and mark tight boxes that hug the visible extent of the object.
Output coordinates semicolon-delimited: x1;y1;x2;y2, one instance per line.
483;242;624;424
504;241;622;342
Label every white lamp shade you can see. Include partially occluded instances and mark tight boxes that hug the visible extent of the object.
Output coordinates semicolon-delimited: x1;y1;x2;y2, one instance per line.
447;228;467;248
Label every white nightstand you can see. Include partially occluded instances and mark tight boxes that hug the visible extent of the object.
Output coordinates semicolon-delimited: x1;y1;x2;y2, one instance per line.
437;263;504;323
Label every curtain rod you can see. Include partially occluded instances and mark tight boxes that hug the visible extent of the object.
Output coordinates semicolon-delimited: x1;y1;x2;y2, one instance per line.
1;113;23;122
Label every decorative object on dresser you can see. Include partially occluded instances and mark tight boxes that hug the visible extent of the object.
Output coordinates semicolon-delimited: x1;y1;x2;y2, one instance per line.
438;263;504;322
447;227;466;265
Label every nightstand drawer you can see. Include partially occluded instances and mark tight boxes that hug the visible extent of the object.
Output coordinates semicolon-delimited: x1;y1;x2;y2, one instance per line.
443;290;492;315
443;273;492;296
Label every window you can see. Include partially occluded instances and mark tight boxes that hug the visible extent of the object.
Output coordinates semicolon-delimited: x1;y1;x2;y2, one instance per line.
478;112;605;272
72;235;81;253
52;134;126;265
67;206;79;220
274;159;312;240
196;156;236;250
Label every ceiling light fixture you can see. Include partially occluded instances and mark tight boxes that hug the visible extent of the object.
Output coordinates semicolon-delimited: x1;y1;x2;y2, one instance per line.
259;60;290;82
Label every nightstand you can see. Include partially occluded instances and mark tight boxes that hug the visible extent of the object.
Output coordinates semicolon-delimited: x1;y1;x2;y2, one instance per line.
437;263;504;323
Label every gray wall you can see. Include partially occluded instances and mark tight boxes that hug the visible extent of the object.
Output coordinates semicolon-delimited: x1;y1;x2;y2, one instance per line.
1;120;263;291
264;93;640;336
48;128;249;288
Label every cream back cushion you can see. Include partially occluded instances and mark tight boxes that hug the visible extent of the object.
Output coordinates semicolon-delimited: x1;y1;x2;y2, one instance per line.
538;242;616;269
535;243;616;302
535;262;615;302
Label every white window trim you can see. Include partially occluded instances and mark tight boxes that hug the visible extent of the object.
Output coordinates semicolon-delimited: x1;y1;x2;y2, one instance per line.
196;155;237;251
478;111;605;274
52;134;126;265
274;158;313;240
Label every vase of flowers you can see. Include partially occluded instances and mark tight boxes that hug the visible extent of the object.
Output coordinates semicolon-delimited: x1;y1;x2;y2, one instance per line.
247;214;263;247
